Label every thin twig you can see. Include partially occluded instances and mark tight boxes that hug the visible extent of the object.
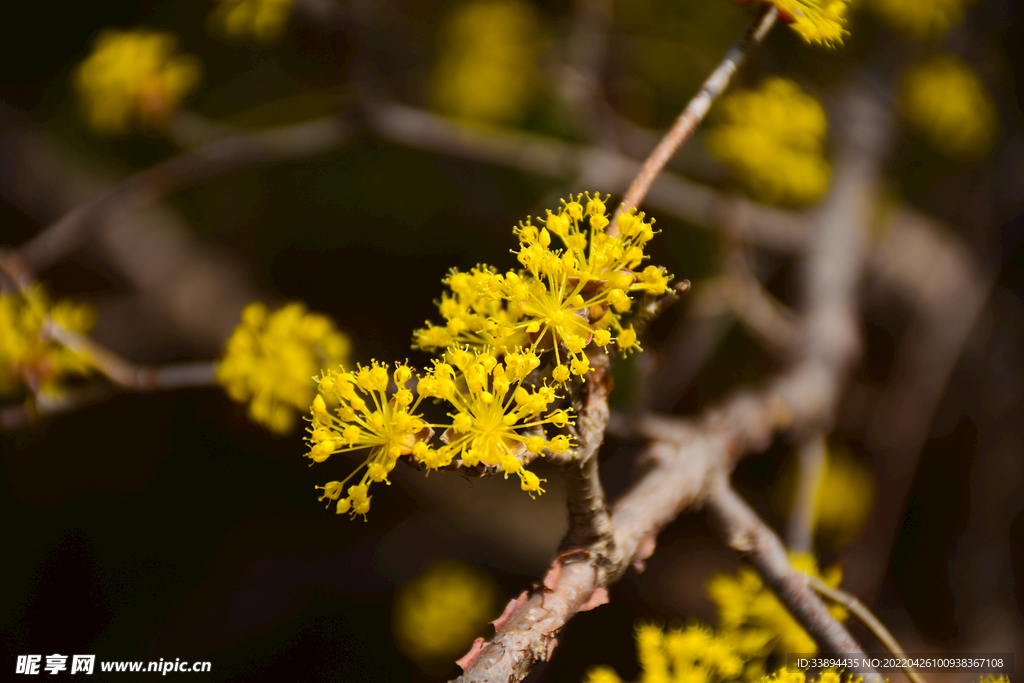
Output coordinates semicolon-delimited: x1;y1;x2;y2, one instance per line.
787;432;827;553
614;4;778;221
45;322;216;391
806;574;927;683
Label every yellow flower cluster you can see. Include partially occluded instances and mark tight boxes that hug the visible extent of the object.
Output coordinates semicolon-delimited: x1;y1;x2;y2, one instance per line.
866;0;974;39
708;79;830;206
417;194;671;382
762;670;859;683
208;0;295;44
430;0;543;125
584;555;851;683
392;559;501;669
217;302;350;434
0;287;95;398
708;555;847;665
584;624;859;683
74;29;201;134
900;56;998;161
309;195;671;518
771;1;851;47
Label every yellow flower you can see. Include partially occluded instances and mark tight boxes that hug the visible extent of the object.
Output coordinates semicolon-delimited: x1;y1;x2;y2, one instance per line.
500;194;671;379
771;0;851;46
0;287;94;397
418;346;570;495
589;621;747;683
308;360;431;519
812;447;875;546
74;29;201;134
708;554;847;661
414;265;529;355
708;78;830;206
393;559;501;670
866;0;974;39
208;0;296;44
900;55;998;161
430;0;544;125
217;302;350;434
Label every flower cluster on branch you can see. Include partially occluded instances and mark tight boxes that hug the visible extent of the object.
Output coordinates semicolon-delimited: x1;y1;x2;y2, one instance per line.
302;194;672;518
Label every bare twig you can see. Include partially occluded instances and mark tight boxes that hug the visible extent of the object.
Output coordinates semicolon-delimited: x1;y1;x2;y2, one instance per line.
787;432;827;553
806;574;927;683
706;476;882;683
615;4;777;219
44;322;216;391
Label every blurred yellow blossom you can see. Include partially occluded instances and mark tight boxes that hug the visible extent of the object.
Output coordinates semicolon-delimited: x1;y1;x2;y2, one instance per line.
584;621;748;683
217;302;350;434
812;447;875;546
900;55;998;161
208;0;295;44
0;287;94;398
771;1;851;46
708;78;830;205
866;0;974;39
430;0;544;125
393;559;501;670
74;29;201;134
708;554;848;664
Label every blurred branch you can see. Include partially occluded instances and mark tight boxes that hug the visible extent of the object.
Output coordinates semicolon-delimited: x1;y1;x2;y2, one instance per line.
45;322;217;391
6;111;351;283
721;238;804;356
787;432;826;553
806;574;926;683
360;97;809;252
616;4;777;217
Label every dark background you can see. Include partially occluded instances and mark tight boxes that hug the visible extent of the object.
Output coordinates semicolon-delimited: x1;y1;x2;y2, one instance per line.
2;1;1023;681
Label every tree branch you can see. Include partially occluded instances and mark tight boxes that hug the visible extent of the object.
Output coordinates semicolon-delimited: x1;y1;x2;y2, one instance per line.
616;4;777;217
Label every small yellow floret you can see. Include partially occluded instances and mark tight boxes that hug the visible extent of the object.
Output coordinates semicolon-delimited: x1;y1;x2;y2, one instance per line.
0;287;95;398
208;0;296;44
74;29;201;134
217;302;350;433
708;78;831;206
900;55;998;161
